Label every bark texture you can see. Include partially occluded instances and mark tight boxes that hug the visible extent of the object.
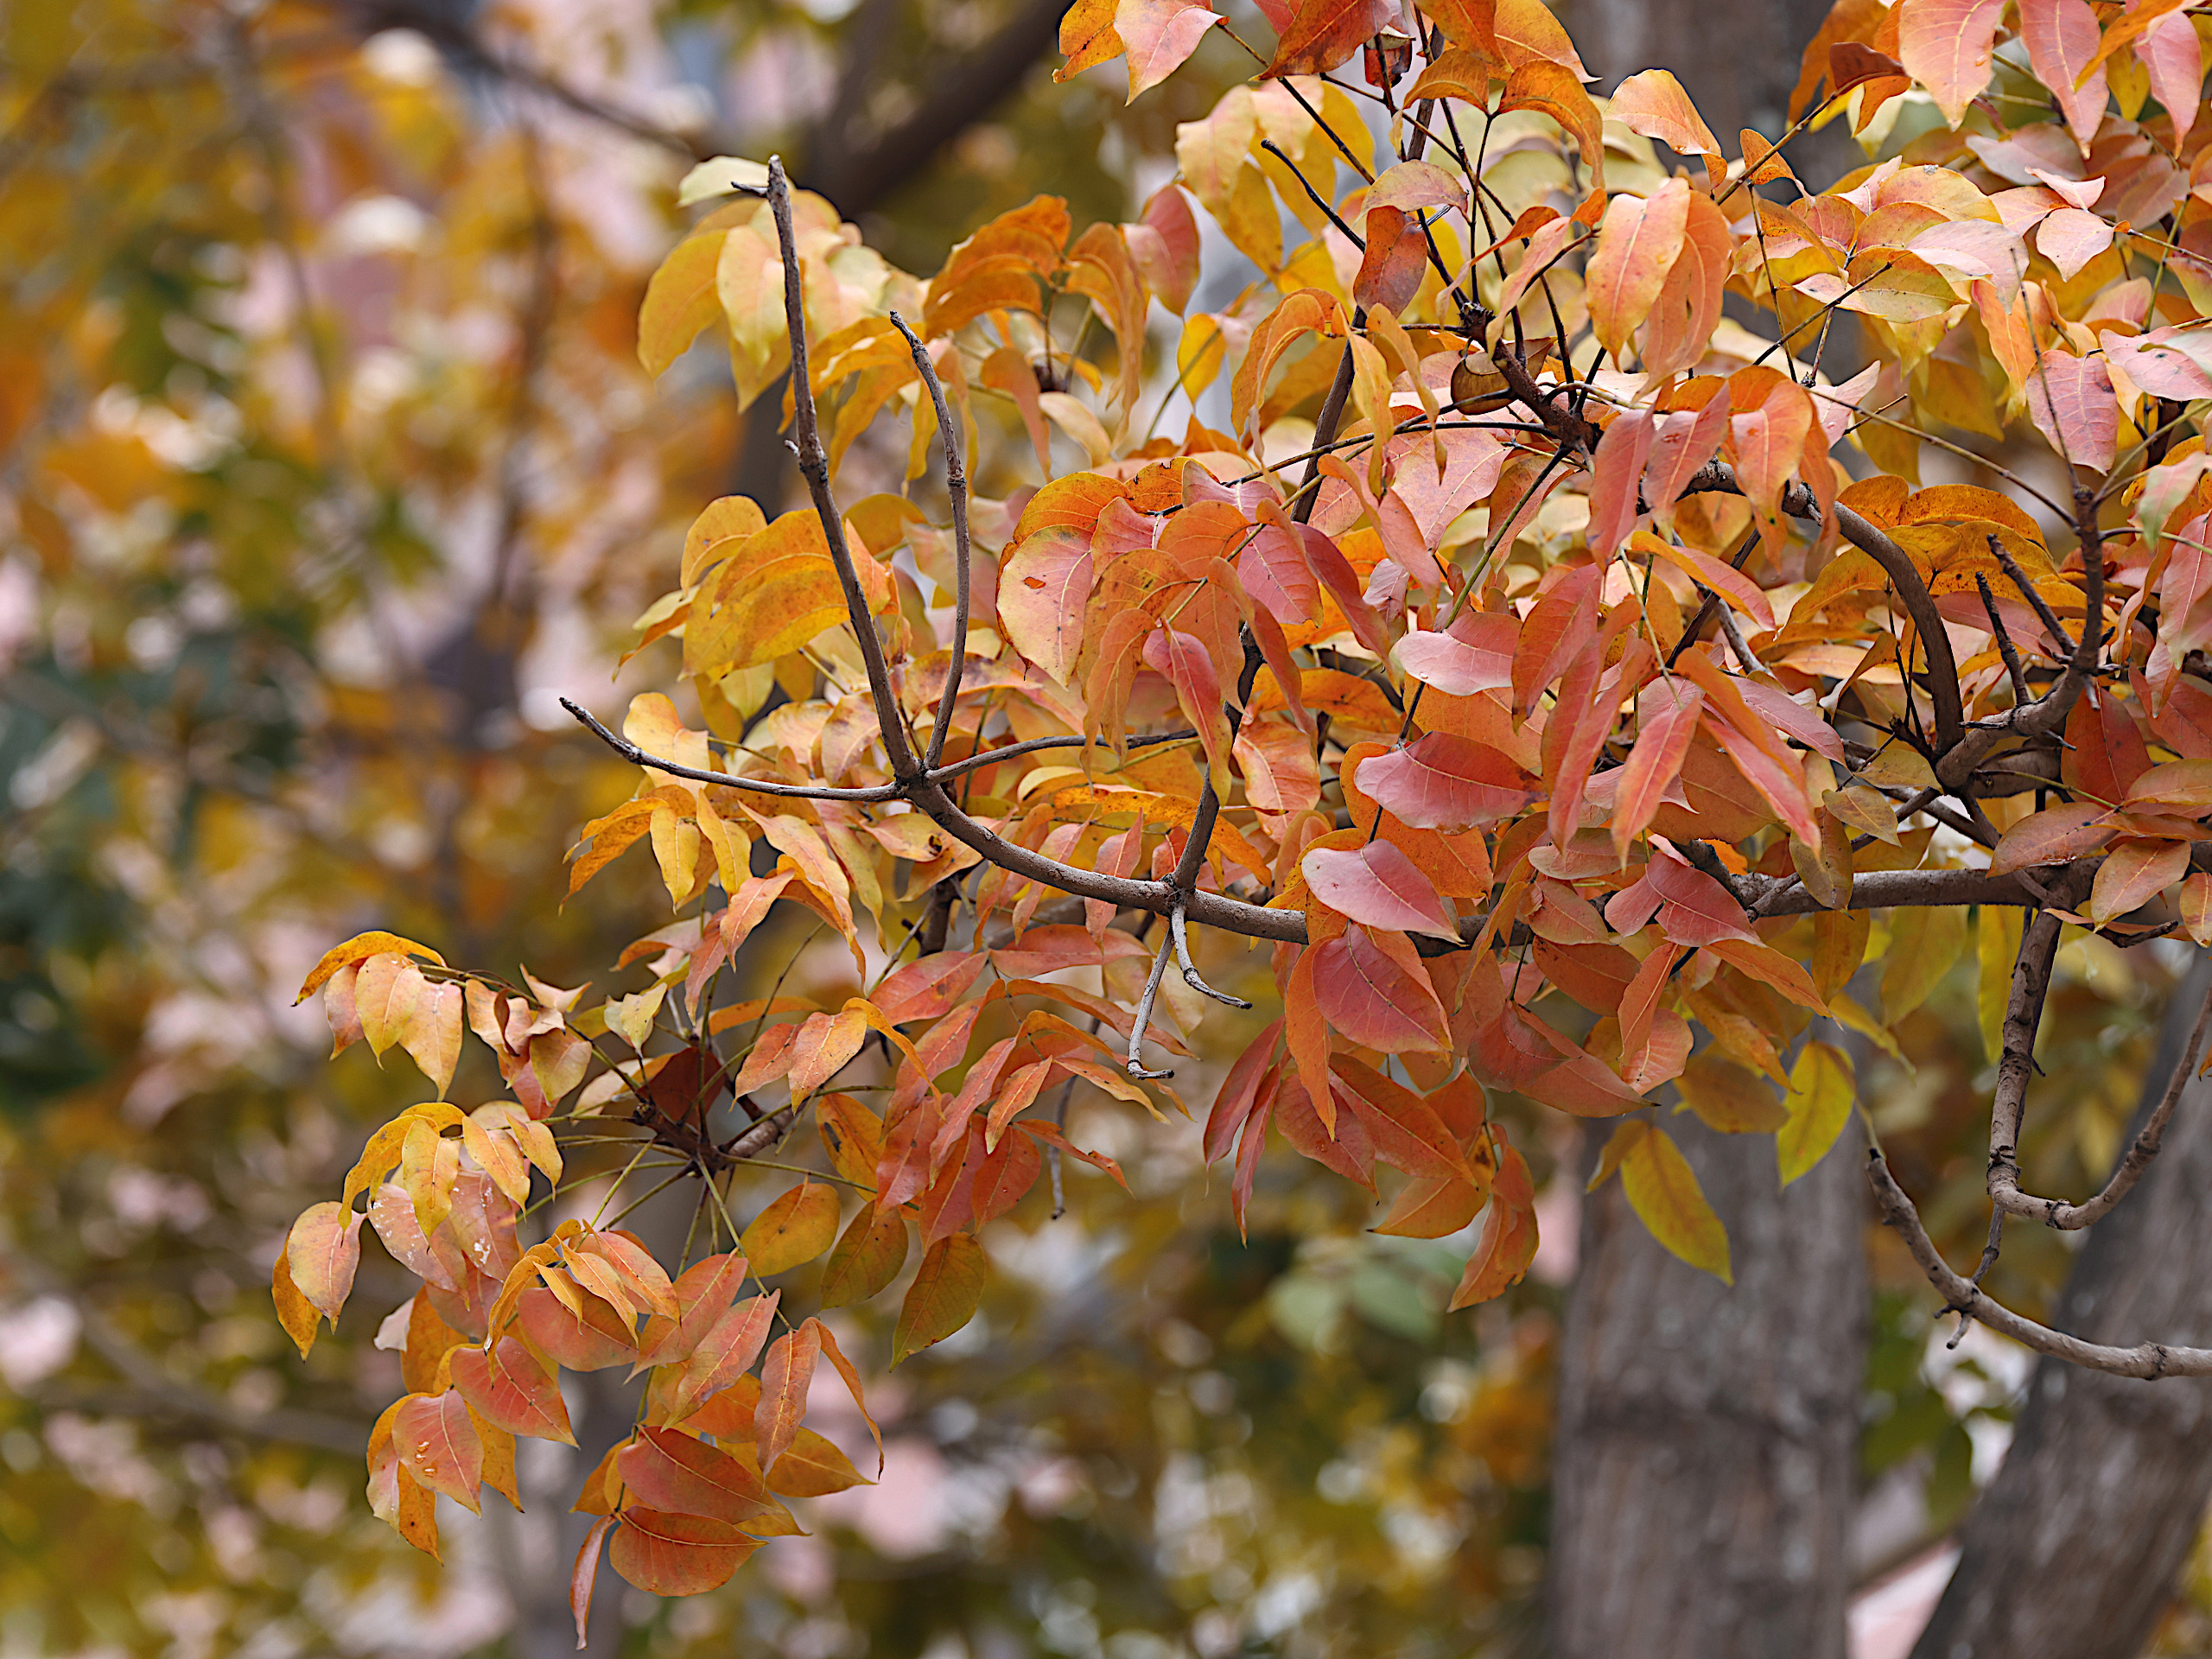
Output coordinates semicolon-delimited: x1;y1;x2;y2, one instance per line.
1549;1116;1867;1659
1910;954;2212;1659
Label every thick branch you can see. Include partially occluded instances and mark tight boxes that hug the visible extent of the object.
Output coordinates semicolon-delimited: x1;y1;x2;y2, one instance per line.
1867;1148;2212;1379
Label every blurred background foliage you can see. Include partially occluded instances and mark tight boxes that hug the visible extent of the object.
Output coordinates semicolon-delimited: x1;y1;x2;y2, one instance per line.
1;1;2202;1656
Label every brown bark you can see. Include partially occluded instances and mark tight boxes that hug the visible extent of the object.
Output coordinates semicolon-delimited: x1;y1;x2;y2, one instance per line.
1910;953;2212;1659
1549;1115;1866;1659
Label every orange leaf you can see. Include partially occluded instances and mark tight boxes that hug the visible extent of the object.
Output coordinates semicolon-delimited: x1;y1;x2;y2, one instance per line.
1263;0;1395;75
617;1426;775;1522
451;1337;575;1445
607;1508;760;1596
741;1182;842;1276
893;1234;988;1365
2088;840;2190;924
394;1389;485;1513
284;1201;363;1324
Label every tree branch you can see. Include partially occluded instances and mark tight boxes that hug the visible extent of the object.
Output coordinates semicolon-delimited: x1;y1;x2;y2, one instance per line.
1867;1148;2212;1379
1996;952;2212;1233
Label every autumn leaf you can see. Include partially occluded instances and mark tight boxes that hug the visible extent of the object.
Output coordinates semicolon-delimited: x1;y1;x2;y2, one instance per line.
607;1509;760;1595
1777;1040;1855;1185
1263;0;1395;76
1620;1125;1732;1282
741;1182;842;1276
893;1234;988;1365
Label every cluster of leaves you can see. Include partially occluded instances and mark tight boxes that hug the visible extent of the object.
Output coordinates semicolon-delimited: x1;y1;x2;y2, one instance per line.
283;0;2212;1629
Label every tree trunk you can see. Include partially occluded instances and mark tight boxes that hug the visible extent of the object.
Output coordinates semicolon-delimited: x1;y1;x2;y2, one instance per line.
1549;1116;1866;1658
1910;953;2212;1659
1554;0;1834;134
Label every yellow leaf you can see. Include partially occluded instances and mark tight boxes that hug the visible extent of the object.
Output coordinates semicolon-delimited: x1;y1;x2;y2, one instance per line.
1882;906;1967;1025
1620;1125;1732;1282
639;232;728;378
741;1182;842;1276
684;512;852;677
1777;1040;1854;1185
296;931;445;1004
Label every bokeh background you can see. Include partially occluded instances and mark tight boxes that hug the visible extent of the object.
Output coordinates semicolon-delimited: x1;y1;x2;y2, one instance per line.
4;2;2211;1656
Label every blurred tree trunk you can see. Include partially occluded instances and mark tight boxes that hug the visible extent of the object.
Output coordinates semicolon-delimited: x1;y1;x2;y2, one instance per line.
1545;10;1866;1656
1910;954;2212;1659
1549;1117;1866;1659
1556;0;1833;136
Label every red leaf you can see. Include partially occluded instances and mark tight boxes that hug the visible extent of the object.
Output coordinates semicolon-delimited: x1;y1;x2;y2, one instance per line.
1392;611;1516;695
1357;734;1532;830
872;952;988;1025
670;1290;780;1421
634;1251;749;1371
451;1337;575;1445
607;1507;760;1596
518;1284;635;1372
1354;206;1430;314
1263;0;1394;74
1612;681;1703;860
2025;351;2119;473
394;1389;484;1513
1331;1057;1474;1183
1992;801;2114;873
1300;840;1457;938
1205;1026;1281;1164
1239;523;1321;625
1310;925;1451;1052
573;1511;615;1646
616;1427;775;1522
1118;0;1224;98
1512;565;1599;715
1588;410;1655;556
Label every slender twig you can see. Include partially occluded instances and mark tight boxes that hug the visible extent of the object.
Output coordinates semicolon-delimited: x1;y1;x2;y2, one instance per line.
1987;535;2077;657
1980;906;2069;1280
2004;966;2212;1232
1867;1146;2212;1378
1977;572;2033;706
887;312;972;771
1172;901;1250;1008
1126;933;1176;1080
770;157;922;779
562;697;899;799
926;728;1196;782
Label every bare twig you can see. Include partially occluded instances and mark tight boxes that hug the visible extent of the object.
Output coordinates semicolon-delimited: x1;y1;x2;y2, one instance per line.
1977;571;2032;707
1980;906;2069;1280
887;312;971;770
1867;1147;2212;1379
562;697;899;801
1126;934;1176;1080
1998;955;2212;1232
1172;902;1250;1008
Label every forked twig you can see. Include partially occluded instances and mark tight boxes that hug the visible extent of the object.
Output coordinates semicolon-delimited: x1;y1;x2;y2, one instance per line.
1173;902;1250;1008
1127;932;1176;1080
